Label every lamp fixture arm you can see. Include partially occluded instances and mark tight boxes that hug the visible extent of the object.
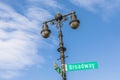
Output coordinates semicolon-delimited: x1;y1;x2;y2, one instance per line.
43;11;76;24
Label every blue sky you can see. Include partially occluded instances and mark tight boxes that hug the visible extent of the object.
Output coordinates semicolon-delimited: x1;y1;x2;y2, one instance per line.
0;0;120;80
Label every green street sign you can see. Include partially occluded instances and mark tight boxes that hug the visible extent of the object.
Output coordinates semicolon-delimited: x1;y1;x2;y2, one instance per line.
54;62;62;76
65;62;98;71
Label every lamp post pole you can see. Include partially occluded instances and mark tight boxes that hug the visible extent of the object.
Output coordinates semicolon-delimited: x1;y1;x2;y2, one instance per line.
57;20;66;80
41;11;80;80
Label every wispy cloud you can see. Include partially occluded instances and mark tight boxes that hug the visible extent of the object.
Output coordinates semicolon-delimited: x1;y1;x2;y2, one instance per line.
0;2;53;79
27;0;62;9
26;7;52;22
0;0;66;79
71;0;120;19
71;0;105;11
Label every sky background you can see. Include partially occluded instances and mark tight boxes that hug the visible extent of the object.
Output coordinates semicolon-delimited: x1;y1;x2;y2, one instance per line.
0;0;120;80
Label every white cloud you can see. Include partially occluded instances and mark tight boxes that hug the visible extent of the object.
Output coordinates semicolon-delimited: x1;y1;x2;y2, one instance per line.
0;71;20;79
26;7;52;22
27;0;62;9
71;0;120;19
0;2;53;79
71;0;105;11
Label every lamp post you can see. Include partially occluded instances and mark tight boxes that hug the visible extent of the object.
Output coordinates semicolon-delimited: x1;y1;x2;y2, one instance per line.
41;11;80;80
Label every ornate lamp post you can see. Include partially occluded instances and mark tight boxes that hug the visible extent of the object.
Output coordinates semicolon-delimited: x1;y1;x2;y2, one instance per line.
41;11;80;80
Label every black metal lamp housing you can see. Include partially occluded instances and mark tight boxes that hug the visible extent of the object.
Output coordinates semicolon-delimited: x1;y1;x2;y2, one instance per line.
41;22;51;38
69;12;80;29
